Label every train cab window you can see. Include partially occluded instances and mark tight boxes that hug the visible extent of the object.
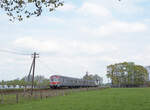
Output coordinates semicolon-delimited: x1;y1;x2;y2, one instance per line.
51;78;59;82
55;79;59;82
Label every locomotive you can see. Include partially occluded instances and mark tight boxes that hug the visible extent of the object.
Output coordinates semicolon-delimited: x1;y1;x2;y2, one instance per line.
50;75;97;88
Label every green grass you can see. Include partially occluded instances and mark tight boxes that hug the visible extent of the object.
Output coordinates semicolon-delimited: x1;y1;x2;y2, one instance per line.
1;88;150;110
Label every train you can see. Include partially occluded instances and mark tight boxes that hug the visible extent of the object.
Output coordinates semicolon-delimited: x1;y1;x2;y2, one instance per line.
50;75;97;88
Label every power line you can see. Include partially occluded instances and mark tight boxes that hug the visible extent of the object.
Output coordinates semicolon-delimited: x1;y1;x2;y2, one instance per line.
38;59;59;74
11;48;33;55
0;49;31;56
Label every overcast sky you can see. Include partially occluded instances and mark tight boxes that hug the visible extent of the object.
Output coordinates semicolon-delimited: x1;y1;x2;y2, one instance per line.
0;0;150;83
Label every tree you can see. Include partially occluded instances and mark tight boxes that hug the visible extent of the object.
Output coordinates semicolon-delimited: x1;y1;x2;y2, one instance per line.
92;74;103;86
22;75;49;88
34;75;48;88
83;72;103;86
0;0;63;21
107;62;148;87
38;79;49;88
83;72;94;80
11;79;20;87
0;80;6;86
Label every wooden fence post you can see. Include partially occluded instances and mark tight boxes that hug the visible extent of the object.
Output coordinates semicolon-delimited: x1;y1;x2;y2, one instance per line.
23;87;26;97
62;91;64;96
1;94;4;104
34;92;37;99
16;93;19;104
40;91;42;100
28;94;31;100
87;87;88;91
55;90;57;96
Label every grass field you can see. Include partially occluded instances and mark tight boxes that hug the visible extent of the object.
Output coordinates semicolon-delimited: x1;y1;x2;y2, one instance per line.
0;88;150;110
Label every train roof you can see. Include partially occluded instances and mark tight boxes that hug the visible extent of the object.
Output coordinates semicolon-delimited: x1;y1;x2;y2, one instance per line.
50;75;80;79
50;75;96;82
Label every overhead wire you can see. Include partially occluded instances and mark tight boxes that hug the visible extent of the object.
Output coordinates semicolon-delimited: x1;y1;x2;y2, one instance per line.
0;48;60;80
38;59;59;74
35;58;50;78
0;49;31;56
10;48;33;55
0;48;33;82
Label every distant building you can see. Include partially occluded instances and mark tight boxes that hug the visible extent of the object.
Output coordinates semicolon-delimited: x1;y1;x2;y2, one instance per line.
145;66;150;81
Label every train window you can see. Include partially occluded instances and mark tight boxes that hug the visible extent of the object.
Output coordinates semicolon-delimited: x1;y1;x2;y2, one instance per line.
51;78;59;82
56;79;59;81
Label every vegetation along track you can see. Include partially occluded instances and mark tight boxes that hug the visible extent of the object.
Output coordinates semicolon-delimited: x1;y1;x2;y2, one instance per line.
0;87;108;94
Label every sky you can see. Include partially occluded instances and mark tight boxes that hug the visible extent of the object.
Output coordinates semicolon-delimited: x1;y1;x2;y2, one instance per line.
0;0;150;83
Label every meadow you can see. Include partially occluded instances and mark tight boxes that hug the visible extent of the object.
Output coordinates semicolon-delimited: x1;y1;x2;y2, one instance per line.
0;88;150;110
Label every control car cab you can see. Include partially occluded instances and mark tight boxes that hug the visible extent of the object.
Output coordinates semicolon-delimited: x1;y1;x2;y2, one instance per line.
50;75;60;88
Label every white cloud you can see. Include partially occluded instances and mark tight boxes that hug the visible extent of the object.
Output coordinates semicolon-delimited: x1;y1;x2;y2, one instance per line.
13;37;118;55
57;3;76;12
98;21;147;36
14;37;62;52
47;17;65;23
78;2;111;17
81;21;148;36
69;41;118;55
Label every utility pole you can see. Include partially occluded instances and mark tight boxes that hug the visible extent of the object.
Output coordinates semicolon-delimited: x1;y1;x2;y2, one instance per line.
29;52;39;95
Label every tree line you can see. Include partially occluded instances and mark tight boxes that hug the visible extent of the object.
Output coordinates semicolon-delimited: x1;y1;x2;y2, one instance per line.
83;72;103;86
0;75;49;88
107;62;148;87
